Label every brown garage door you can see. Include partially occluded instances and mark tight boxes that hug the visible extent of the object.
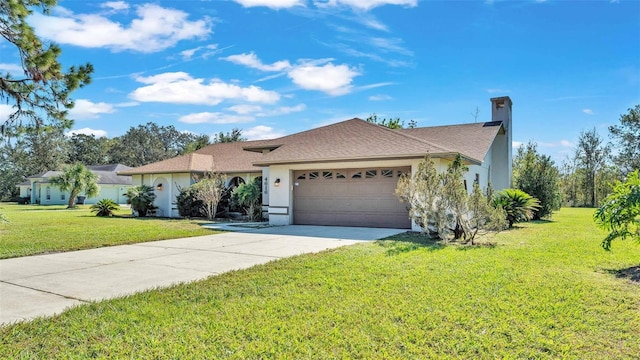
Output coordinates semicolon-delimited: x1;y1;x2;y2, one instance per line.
293;167;411;229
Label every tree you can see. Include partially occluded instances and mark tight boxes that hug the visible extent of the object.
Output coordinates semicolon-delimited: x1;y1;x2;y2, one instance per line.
512;141;561;219
609;105;640;175
68;133;111;165
1;0;93;135
232;179;262;222
91;199;119;217
492;189;541;228
183;134;211;154
212;128;246;143
396;154;505;242
108;122;205;167
191;172;225;220
49;163;99;208
125;185;156;217
366;114;417;129
0;127;69;200
594;170;640;251
575;128;611;207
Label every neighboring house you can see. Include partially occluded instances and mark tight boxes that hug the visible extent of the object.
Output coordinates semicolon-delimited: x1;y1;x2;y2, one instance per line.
18;164;134;205
121;96;513;231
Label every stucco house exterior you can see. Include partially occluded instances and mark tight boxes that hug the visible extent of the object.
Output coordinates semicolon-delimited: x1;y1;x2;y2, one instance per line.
18;164;134;205
120;96;513;231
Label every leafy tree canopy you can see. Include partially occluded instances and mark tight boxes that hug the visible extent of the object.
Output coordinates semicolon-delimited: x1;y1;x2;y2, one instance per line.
49;163;99;208
108;122;205;167
609;105;640;175
594;170;640;251
513;141;561;219
212;128;246;143
366;114;417;129
1;0;93;135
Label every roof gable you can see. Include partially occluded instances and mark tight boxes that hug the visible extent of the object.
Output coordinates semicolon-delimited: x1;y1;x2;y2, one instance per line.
251;119;459;165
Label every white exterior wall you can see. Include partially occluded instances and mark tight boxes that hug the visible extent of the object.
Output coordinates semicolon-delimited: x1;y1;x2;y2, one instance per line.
23;179;131;205
132;172;261;218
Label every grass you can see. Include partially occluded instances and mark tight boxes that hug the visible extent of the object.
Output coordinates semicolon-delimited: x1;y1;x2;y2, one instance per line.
1;208;639;358
0;203;220;259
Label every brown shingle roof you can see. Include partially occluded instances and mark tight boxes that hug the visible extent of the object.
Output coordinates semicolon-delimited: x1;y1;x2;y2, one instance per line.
118;141;263;175
250;118;499;166
398;121;503;162
118;119;504;175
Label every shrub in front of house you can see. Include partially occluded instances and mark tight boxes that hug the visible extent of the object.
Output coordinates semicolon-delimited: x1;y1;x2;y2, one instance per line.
176;186;205;218
91;199;120;217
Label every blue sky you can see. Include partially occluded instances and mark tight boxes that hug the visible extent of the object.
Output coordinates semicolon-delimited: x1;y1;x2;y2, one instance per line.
1;0;638;164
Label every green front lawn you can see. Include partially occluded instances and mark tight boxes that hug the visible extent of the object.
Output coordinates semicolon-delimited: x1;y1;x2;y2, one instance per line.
1;208;639;358
0;203;220;259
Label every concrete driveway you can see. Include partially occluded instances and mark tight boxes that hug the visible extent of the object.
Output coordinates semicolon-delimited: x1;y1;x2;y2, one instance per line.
0;225;405;326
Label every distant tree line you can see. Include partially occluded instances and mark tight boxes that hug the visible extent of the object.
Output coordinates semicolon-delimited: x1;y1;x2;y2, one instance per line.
0;123;245;201
515;105;639;217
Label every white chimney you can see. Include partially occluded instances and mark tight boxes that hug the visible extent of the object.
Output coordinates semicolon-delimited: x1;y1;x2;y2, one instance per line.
490;96;513;189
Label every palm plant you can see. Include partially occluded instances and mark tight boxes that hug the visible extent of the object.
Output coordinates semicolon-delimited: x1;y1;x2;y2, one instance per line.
91;199;120;217
125;185;156;217
492;189;541;228
49;163;99;208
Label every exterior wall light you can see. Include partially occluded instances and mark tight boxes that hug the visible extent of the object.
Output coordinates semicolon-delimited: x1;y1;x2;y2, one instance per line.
156;183;163;191
274;178;281;187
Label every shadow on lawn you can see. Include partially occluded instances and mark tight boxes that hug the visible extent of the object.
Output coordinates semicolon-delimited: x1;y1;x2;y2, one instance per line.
605;265;640;285
376;232;445;256
377;232;500;256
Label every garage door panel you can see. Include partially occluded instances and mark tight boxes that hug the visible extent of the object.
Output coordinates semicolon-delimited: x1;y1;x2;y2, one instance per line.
293;167;411;229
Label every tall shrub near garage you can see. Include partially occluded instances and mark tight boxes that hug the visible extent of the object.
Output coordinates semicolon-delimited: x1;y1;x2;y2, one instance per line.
396;154;506;243
191;172;225;220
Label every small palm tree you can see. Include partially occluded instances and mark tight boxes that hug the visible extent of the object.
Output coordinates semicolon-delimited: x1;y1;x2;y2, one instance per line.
91;199;120;217
125;185;156;217
492;189;541;228
49;163;99;208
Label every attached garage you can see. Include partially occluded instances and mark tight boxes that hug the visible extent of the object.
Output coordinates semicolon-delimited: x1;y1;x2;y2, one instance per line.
293;167;411;229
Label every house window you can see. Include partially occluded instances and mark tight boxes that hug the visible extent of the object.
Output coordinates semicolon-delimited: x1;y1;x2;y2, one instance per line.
61;193;65;200
463;180;468;192
474;173;480;184
46;187;51;200
365;170;377;179
323;171;332;179
381;169;394;178
309;171;319;180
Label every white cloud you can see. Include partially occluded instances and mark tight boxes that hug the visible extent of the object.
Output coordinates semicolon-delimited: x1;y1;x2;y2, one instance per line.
180;44;219;60
222;52;292;72
65;128;108;138
369;94;392;101
288;63;360;95
101;1;129;11
369;37;413;56
244;125;286;140
559;140;574;147
315;0;417;11
31;4;211;53
0;104;14;120
0;63;23;75
178;112;254;124
69;99;116;119
233;0;306;9
227;104;264;115
130;72;281;105
512;140;523;149
582;108;594;115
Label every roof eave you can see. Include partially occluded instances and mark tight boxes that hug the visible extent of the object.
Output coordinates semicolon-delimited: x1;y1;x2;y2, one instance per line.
253;152;483;167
